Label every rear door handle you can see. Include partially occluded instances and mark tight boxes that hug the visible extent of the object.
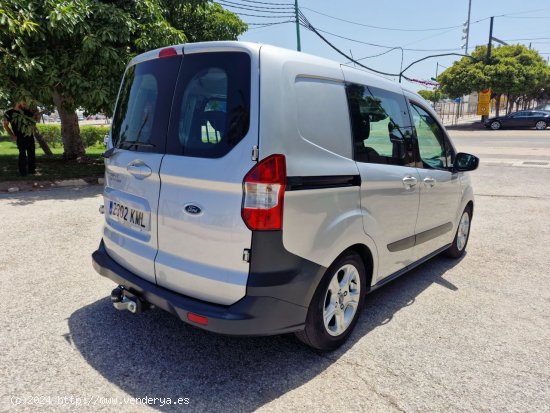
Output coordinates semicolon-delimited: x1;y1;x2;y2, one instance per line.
402;176;417;188
127;160;152;179
423;177;436;187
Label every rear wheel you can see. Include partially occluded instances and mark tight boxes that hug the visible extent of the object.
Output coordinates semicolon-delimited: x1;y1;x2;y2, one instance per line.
535;120;547;130
490;121;501;130
445;206;472;258
296;251;366;351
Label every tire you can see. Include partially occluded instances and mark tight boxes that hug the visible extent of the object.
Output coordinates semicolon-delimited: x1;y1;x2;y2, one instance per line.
490;121;501;130
445;206;472;258
295;251;366;351
535;120;547;130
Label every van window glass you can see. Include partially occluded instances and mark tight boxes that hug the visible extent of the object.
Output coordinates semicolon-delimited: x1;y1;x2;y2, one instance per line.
167;52;251;158
345;83;414;166
295;78;353;159
111;56;182;153
410;102;453;169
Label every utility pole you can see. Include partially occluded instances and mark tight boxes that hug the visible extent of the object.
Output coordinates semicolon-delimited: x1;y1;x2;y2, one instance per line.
463;0;472;54
295;0;301;51
481;16;495;123
487;16;494;63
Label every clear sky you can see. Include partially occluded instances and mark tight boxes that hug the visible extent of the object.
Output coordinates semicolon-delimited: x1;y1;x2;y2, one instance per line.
229;0;550;91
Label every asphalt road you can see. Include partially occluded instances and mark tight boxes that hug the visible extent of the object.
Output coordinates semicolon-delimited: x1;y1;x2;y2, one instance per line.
0;129;549;413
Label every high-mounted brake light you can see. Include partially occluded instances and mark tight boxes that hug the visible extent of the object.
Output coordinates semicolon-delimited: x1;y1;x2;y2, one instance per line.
159;47;177;58
242;154;286;231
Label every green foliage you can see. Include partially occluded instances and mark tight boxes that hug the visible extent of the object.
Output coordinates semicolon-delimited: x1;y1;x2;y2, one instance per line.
80;125;110;147
36;124;109;148
0;0;247;115
160;0;247;42
35;124;61;147
417;89;448;103
438;44;550;100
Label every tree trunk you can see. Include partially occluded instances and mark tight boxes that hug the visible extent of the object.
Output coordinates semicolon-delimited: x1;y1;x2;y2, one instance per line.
52;89;85;160
33;129;53;156
495;94;501;117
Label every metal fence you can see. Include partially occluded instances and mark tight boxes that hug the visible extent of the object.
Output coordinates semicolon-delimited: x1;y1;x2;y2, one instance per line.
434;101;481;125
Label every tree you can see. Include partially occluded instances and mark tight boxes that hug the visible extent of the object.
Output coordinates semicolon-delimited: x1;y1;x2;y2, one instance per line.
417;89;448;103
0;1;247;160
160;0;247;42
438;44;550;116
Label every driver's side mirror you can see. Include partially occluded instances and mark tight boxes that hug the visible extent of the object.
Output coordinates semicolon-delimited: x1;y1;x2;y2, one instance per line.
453;152;479;172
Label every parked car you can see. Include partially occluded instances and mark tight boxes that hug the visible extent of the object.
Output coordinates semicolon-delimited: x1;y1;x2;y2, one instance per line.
92;42;479;351
484;110;550;130
535;104;550;111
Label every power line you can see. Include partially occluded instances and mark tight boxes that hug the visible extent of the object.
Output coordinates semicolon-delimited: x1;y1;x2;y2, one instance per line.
300;6;463;32
223;10;295;18
297;10;400;78
246;20;295;29
503;37;550;41
217;0;294;12
501;15;550;19
306;26;462;52
240;0;293;5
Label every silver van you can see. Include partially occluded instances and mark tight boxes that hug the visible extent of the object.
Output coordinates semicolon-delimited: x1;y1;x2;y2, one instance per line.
92;42;478;351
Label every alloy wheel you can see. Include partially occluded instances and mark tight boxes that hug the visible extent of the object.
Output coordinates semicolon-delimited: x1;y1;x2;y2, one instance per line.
323;264;361;336
457;211;470;251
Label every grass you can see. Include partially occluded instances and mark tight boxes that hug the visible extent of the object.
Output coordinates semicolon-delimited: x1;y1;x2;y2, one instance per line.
0;135;105;182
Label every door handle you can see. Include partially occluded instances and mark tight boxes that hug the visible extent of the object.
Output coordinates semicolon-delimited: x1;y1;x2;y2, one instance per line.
402;176;417;188
127;160;152;179
423;177;436;187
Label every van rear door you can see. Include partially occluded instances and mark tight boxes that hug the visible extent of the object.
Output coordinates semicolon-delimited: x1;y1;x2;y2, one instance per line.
155;47;259;305
102;52;181;283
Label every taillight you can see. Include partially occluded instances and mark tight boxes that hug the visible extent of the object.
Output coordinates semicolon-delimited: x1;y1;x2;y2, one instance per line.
242;154;286;231
159;47;177;58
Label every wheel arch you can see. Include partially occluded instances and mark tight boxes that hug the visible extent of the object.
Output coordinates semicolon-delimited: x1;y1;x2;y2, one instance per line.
340;243;374;290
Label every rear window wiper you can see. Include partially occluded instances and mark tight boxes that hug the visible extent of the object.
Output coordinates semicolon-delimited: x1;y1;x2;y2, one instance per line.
117;140;156;150
102;140;156;158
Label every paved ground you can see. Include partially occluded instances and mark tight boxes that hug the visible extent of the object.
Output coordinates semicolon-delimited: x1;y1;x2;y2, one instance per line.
0;129;549;412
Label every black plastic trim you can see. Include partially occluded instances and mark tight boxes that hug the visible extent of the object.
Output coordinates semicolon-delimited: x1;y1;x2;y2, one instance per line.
92;240;308;336
387;222;453;252
369;243;451;293
286;175;361;191
247;231;327;308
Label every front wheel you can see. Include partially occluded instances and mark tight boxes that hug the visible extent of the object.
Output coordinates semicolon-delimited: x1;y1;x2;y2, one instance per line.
445;206;472;258
535;120;547;130
490;121;501;130
295;251;366;351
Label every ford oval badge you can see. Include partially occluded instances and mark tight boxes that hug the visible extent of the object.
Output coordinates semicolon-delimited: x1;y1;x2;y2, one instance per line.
184;204;203;216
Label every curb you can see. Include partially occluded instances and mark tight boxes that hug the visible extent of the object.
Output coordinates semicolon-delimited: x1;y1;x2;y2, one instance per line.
3;177;104;194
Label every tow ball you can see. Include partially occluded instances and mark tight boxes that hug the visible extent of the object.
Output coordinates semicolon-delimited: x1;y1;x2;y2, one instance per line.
111;286;145;314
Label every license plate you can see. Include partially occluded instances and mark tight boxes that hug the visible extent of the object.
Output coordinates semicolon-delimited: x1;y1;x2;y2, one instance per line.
108;200;150;231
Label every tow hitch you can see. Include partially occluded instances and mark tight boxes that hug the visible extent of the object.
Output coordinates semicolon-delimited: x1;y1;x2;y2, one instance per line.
111;286;147;314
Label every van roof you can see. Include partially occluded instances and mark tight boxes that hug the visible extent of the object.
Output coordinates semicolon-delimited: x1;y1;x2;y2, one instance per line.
129;41;421;99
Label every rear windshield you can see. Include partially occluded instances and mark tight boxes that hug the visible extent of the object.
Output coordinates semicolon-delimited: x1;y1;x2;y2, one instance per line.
166;52;251;158
111;51;251;158
111;56;182;153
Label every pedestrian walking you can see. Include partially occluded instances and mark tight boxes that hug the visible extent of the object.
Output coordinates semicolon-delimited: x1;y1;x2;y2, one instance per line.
3;101;39;176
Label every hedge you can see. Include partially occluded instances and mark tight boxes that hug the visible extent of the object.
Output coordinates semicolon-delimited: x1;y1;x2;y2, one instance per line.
36;124;110;148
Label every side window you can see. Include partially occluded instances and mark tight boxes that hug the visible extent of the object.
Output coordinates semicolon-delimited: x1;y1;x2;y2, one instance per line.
410;102;453;169
346;83;415;166
166;52;251;158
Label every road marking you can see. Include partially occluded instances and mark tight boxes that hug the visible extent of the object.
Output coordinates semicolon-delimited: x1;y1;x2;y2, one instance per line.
481;158;550;168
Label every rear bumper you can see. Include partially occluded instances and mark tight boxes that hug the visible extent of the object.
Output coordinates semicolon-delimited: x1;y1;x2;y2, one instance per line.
92;240;308;336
